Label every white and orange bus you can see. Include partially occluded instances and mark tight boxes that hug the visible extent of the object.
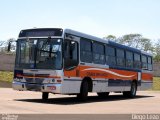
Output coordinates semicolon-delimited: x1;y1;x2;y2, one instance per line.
12;28;153;100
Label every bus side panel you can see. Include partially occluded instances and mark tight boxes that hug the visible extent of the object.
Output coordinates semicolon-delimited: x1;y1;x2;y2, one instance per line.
63;65;147;93
79;66;138;80
63;66;82;94
79;65;138;92
61;80;81;94
139;72;153;90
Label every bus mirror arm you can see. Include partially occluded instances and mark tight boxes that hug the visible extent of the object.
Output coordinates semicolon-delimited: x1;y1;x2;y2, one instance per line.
7;42;11;52
8;40;17;52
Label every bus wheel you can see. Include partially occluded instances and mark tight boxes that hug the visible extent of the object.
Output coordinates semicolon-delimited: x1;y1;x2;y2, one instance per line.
97;92;109;98
77;80;88;101
42;92;49;100
123;82;137;98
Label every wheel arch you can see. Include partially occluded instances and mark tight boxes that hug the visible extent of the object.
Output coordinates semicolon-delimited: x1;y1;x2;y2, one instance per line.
81;77;93;92
132;79;138;88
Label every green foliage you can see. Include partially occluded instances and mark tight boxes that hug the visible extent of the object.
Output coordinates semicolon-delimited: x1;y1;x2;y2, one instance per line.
104;35;120;43
153;40;160;62
153;77;160;90
104;34;154;52
120;34;142;47
118;34;153;53
153;55;160;62
104;35;116;40
0;71;13;82
104;34;160;60
0;38;16;54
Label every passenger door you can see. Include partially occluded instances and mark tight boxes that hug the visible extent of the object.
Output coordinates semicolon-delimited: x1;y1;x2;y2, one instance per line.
64;35;79;78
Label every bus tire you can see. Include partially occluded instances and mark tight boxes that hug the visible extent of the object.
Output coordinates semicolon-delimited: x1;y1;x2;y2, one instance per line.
97;92;109;98
77;80;88;101
42;92;49;100
123;81;137;98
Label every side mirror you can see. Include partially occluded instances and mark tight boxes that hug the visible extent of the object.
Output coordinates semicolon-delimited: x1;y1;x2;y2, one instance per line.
7;42;11;52
7;40;17;52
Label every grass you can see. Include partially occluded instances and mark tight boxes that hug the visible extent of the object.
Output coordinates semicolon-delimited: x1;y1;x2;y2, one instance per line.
0;71;160;90
152;77;160;90
0;71;13;82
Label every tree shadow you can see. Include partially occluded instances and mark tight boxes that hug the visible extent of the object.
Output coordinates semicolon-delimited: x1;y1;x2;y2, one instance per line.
15;94;154;105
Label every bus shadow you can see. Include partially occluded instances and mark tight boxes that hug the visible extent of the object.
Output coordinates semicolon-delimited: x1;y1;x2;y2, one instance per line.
15;95;154;105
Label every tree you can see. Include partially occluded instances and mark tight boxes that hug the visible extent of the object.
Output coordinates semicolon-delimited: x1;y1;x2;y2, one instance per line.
153;40;160;62
103;35;116;40
119;34;153;52
104;34;153;53
119;34;142;47
0;38;16;53
103;35;120;43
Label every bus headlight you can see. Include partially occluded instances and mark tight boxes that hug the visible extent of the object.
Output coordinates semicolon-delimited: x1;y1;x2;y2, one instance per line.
14;78;26;82
14;78;21;82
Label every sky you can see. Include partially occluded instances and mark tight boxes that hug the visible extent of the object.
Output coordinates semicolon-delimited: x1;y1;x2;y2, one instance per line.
0;0;160;41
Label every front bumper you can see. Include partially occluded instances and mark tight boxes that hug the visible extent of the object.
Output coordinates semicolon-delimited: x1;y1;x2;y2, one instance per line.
12;81;61;93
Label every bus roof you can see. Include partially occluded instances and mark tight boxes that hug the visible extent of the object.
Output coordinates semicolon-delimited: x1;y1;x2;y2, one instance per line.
108;40;141;54
64;29;152;56
19;28;152;57
64;29;109;44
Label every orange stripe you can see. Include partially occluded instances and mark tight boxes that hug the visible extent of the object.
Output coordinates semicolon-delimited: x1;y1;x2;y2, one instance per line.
17;74;61;79
141;73;153;81
64;65;153;81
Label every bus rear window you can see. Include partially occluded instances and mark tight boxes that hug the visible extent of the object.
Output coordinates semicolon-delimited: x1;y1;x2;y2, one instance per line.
142;55;148;70
148;56;153;70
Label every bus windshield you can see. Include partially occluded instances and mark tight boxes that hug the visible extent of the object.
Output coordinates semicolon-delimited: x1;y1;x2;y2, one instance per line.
15;38;62;70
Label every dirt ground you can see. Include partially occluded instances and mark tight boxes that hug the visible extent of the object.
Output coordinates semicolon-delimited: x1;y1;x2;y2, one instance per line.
0;88;160;114
0;81;11;88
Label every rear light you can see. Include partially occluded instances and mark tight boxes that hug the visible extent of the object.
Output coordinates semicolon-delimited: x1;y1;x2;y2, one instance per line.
57;80;62;83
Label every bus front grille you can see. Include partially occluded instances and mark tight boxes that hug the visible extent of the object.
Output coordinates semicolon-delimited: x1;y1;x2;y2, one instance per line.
25;78;44;84
23;73;49;84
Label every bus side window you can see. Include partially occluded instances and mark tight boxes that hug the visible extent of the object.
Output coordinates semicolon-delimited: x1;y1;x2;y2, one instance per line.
64;40;78;69
134;53;141;69
80;38;92;63
106;46;116;66
126;51;133;68
93;42;105;64
116;48;125;67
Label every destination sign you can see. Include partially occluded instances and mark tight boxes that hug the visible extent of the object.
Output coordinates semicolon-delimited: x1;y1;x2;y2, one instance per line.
19;28;63;37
